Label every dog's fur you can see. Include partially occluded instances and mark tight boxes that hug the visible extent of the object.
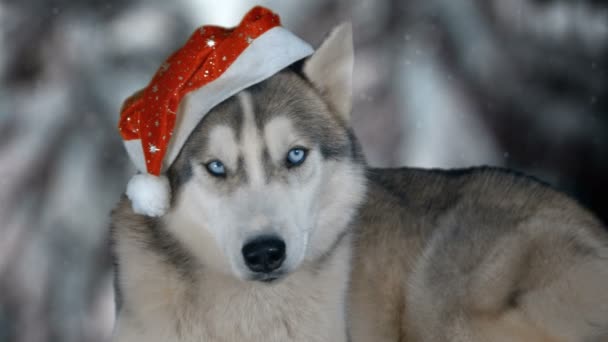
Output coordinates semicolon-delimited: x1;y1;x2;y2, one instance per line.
111;24;608;341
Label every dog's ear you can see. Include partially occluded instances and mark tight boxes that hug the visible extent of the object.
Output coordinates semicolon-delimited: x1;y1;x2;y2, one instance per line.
303;23;353;123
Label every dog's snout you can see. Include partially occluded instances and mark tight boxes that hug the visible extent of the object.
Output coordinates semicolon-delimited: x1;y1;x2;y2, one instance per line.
242;236;286;273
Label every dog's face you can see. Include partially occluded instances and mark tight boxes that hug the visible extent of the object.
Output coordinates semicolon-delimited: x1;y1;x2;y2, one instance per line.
163;24;365;282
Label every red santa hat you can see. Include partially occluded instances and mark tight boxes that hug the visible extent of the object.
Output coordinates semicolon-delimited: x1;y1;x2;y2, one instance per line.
118;6;313;216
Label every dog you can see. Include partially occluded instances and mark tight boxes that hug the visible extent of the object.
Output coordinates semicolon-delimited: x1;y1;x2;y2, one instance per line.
111;23;608;341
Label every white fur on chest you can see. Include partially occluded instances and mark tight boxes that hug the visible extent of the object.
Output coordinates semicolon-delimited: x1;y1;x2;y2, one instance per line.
113;235;351;342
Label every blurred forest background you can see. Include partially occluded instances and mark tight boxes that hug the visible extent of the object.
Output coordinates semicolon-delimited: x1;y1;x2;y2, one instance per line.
0;0;606;341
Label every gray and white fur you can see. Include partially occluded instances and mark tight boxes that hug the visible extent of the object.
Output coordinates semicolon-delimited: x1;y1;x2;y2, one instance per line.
111;23;608;342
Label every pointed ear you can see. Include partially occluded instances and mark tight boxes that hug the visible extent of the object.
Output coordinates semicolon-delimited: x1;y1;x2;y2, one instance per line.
303;23;354;123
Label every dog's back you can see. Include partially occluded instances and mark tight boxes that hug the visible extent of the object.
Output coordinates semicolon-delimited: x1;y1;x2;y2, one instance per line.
349;167;608;341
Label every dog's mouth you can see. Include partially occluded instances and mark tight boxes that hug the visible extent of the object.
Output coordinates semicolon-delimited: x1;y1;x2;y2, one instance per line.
250;271;286;284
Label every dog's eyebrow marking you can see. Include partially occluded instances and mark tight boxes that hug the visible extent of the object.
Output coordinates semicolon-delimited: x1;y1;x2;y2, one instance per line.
264;116;297;162
238;91;265;186
207;125;238;169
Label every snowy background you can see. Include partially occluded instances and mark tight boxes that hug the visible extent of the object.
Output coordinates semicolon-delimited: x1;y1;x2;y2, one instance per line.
1;0;607;341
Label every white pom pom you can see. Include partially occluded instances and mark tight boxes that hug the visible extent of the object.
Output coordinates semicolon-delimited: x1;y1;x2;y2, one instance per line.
126;173;171;217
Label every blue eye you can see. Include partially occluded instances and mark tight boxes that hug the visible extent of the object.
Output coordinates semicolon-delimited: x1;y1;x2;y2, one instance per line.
205;160;226;177
286;147;307;167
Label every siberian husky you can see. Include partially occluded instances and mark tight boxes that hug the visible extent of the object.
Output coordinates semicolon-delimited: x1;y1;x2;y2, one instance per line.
111;24;608;341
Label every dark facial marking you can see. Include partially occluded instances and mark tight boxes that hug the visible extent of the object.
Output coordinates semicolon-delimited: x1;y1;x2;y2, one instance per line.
168;96;245;192
246;71;354;162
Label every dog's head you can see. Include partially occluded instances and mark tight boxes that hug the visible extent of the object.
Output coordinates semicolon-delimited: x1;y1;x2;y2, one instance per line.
161;24;366;282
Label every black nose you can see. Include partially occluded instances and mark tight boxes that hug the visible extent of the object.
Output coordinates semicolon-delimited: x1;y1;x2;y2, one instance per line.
242;236;286;273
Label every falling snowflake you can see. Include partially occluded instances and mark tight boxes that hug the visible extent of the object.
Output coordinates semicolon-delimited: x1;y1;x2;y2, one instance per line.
246;36;253;44
206;39;216;47
149;144;161;153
